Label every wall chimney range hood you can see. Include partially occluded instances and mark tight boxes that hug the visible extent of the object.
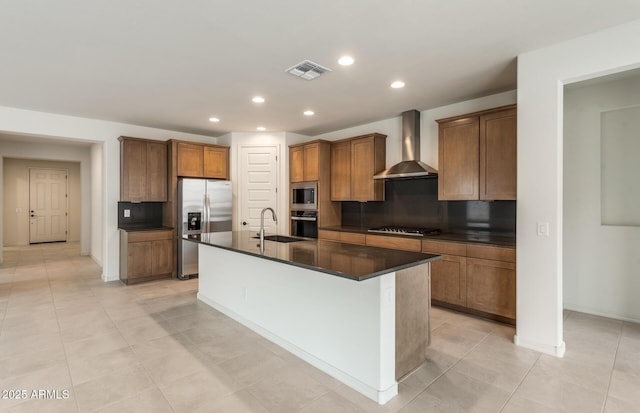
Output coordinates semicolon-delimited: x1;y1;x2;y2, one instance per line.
373;110;437;179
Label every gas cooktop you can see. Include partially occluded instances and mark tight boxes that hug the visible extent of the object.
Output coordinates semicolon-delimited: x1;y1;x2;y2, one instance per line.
367;227;441;237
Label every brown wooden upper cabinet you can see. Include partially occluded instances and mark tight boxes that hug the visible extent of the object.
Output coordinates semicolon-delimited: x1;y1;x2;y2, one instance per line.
177;142;229;179
119;136;167;202
289;141;321;182
437;105;516;200
330;133;386;201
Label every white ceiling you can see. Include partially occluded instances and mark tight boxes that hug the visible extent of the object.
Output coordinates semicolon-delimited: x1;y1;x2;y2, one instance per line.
1;1;639;138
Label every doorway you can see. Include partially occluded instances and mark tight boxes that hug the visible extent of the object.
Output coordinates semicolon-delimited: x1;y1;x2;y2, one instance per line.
563;68;640;322
29;167;69;243
237;144;280;233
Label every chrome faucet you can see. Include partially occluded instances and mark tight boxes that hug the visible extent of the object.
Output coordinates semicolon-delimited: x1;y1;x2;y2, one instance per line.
259;207;278;250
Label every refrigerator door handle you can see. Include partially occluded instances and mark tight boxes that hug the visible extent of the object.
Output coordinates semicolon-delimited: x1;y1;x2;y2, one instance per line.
204;194;209;233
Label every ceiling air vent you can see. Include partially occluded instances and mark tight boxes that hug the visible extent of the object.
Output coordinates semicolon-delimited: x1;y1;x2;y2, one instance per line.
286;60;332;80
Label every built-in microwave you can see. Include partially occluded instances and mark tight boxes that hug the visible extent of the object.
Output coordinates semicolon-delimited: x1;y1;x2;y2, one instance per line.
290;182;317;211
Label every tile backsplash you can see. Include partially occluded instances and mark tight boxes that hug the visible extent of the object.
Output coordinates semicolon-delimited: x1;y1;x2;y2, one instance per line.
117;202;163;228
341;178;516;236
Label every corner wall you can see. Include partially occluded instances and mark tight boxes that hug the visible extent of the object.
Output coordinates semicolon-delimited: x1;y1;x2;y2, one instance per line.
91;143;103;266
516;19;640;355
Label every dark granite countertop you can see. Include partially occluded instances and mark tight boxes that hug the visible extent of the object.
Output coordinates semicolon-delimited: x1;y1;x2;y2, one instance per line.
320;226;515;247
118;225;174;232
184;231;441;281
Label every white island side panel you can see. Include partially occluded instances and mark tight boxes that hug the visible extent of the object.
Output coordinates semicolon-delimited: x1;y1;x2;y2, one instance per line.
197;244;397;404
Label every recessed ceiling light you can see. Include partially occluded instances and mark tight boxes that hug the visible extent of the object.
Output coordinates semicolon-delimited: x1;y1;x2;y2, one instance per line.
390;80;405;89
256;126;266;131
303;110;314;116
208;117;220;123
252;96;265;103
338;56;354;66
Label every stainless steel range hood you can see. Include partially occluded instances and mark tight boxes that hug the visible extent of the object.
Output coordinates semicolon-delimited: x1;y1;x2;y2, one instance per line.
373;110;438;179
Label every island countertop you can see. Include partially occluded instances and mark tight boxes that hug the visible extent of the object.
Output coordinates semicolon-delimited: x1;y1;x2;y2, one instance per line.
184;230;440;281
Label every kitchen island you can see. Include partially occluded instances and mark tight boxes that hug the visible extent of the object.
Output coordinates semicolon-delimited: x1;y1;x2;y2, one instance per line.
185;231;440;404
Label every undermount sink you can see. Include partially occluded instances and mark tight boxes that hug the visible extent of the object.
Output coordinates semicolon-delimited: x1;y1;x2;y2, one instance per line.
252;235;304;243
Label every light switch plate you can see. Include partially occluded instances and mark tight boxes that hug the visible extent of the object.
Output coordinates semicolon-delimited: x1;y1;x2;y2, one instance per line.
537;222;549;237
124;209;130;218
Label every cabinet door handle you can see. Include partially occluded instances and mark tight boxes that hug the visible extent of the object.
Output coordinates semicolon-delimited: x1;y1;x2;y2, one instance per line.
242;221;247;226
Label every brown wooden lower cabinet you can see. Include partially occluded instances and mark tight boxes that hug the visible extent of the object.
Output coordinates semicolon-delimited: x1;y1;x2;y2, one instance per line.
430;255;467;307
126;241;152;278
423;239;515;324
120;229;174;285
466;258;516;320
319;230;516;323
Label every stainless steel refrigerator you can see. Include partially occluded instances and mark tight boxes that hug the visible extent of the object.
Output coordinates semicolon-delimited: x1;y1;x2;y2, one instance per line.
178;178;232;280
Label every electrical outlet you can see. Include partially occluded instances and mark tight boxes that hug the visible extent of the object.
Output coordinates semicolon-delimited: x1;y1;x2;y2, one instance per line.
386;287;394;303
537;222;549;237
124;209;130;218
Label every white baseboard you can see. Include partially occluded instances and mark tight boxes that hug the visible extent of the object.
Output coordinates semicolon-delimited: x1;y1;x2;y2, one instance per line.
564;303;640;324
514;334;566;357
197;292;398;405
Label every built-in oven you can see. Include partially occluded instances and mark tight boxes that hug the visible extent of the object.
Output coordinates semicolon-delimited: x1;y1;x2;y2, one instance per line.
291;210;318;238
291;182;317;211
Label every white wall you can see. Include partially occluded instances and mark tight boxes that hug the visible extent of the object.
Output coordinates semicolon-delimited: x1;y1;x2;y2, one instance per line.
90;143;103;266
315;91;517;170
0;106;218;280
563;74;640;322
517;19;640;356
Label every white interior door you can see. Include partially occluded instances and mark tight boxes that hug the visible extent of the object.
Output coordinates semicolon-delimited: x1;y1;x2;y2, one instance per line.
29;168;68;243
238;145;279;234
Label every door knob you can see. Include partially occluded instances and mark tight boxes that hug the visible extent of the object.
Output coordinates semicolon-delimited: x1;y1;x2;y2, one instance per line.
242;221;247;226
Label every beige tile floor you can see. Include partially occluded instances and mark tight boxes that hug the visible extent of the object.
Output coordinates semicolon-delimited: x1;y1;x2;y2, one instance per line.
0;242;638;412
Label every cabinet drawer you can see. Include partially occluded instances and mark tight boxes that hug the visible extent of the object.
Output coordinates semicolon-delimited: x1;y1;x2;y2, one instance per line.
318;230;366;245
422;240;467;256
127;230;173;243
318;230;340;241
340;232;366;245
467;244;515;263
366;234;421;252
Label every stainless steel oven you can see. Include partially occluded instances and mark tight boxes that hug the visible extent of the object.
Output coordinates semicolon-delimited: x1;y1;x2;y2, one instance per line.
290;182;317;211
290;210;318;238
